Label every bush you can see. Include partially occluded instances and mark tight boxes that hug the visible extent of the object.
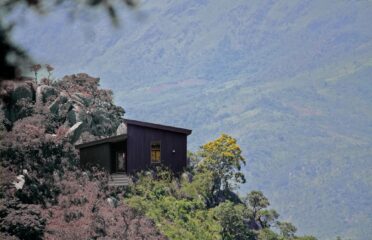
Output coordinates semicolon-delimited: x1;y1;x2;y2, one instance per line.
15;173;60;205
0;204;46;240
126;168;221;240
214;201;255;240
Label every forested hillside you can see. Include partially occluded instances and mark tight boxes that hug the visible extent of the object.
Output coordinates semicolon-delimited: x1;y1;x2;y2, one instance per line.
8;1;372;239
0;74;319;239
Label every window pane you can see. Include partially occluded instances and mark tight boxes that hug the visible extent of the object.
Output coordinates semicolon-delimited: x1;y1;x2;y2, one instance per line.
156;151;161;161
151;141;161;163
152;143;160;150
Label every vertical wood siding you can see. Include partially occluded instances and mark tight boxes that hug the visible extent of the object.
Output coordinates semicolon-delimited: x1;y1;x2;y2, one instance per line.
127;124;187;173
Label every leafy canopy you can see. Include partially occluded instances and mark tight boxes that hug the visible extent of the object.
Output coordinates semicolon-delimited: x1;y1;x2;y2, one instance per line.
197;134;246;193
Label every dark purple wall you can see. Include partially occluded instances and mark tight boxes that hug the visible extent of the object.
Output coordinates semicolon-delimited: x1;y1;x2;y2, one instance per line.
126;124;188;173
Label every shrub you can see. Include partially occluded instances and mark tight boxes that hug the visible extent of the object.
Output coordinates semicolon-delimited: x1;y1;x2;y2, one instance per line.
214;201;255;240
0;204;46;240
0;114;77;205
64;211;84;223
126;168;221;240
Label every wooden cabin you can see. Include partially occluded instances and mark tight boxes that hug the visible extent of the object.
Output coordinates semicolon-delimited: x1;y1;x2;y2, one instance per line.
75;119;192;175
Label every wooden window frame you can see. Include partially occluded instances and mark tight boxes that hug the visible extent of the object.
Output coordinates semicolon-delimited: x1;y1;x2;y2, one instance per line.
150;141;161;164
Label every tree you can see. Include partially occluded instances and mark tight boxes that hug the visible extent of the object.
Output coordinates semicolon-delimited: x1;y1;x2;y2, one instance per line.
277;221;297;239
45;64;54;81
0;0;138;81
187;150;202;167
244;191;279;229
182;170;216;207
196;134;246;199
245;191;269;215
30;64;41;82
257;229;280;240
214;201;255;240
257;209;279;229
295;236;318;240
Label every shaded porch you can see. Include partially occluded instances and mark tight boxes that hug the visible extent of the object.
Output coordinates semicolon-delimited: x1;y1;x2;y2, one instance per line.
110;139;127;173
76;134;128;174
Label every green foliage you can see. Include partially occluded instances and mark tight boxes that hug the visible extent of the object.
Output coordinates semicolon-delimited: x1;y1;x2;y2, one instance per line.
277;222;297;239
126;168;220;240
195;134;246;206
258;229;281;240
151;197;219;240
125;134;317;240
294;236;318;240
246;191;270;211
214;201;255;240
181;170;215;205
187;150;201;167
197;134;246;189
245;190;279;229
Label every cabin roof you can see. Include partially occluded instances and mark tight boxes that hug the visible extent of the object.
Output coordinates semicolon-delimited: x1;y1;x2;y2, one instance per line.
75;134;127;149
75;120;191;149
124;119;192;135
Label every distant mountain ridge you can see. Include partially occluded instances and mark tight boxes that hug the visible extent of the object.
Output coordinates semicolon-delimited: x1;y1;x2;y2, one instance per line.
10;0;372;239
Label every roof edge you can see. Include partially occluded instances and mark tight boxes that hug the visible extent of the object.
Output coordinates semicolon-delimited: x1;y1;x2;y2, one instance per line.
124;119;192;135
75;134;127;149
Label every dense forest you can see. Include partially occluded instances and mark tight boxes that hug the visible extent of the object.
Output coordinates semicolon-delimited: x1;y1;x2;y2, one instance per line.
1;73;317;239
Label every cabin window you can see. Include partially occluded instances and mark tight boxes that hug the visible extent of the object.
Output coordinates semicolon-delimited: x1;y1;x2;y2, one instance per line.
151;141;161;163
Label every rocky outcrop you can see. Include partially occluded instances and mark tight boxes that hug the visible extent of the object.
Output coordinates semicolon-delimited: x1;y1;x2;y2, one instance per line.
0;80;36;124
116;122;127;135
48;94;68;114
106;197;119;208
12;170;28;190
72;92;92;107
65;122;84;143
1;73;125;144
13;175;25;190
35;85;58;105
11;83;34;103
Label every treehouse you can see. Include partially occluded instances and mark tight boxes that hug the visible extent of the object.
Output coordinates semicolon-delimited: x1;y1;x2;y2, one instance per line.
75;119;192;185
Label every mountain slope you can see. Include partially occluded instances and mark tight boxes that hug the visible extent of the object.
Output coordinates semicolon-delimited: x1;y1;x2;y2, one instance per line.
9;0;372;239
